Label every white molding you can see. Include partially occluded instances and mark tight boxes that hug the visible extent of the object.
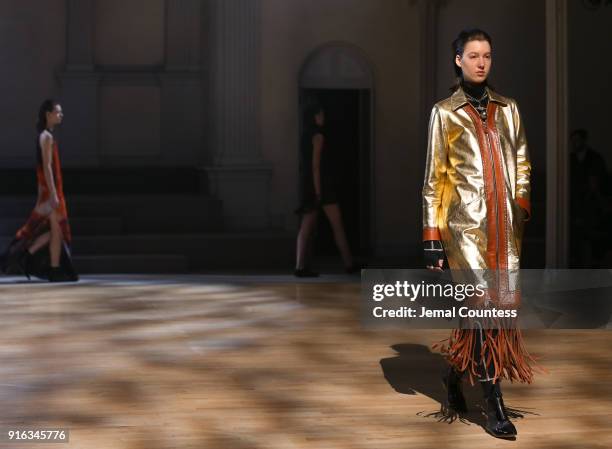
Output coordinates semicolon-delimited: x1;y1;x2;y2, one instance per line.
546;0;569;268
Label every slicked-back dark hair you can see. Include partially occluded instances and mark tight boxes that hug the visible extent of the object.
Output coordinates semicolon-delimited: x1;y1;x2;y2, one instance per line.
450;28;493;91
36;99;58;133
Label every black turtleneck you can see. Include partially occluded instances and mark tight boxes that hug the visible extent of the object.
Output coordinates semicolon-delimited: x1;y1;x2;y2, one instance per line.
462;80;487;100
462;80;489;121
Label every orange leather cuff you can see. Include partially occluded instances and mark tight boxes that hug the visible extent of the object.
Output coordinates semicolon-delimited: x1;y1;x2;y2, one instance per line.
423;227;441;241
516;197;531;221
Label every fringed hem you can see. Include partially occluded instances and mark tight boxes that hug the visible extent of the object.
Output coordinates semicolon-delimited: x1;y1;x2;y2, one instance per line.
432;328;545;385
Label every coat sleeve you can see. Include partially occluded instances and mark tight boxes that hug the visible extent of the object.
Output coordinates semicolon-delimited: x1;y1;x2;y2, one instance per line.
422;105;448;241
512;101;532;220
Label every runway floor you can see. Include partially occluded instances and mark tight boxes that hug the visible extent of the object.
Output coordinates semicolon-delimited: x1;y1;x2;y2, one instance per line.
0;274;610;448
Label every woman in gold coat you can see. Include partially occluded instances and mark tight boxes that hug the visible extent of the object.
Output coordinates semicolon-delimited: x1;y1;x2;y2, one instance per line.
422;29;536;438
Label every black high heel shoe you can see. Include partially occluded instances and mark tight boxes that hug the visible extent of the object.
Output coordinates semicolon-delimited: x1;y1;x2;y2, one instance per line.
17;251;32;281
345;261;366;274
294;268;319;278
48;267;78;283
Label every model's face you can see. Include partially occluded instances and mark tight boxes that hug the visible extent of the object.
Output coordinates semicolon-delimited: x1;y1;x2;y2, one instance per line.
46;104;63;128
315;110;325;127
456;40;492;84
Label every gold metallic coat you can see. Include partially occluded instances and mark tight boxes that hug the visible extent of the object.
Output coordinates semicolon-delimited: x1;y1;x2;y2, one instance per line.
422;87;531;271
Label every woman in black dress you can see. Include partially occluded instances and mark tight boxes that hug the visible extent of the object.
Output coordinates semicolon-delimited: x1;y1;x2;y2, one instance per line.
295;103;355;276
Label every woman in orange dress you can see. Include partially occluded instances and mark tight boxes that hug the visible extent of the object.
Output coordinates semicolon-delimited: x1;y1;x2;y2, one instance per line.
1;99;77;282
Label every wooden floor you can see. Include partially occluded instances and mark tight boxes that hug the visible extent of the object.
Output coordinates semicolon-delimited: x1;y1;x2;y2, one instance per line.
0;274;610;449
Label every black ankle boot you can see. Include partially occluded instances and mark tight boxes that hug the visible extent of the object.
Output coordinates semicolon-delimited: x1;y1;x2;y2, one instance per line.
294;268;319;278
482;381;517;438
443;366;467;412
48;267;78;283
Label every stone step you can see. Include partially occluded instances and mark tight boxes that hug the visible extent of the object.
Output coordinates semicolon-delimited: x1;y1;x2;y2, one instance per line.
0;217;123;236
67;232;290;253
0;233;295;272
0;167;202;195
0;194;220;215
0;195;223;232
73;255;189;274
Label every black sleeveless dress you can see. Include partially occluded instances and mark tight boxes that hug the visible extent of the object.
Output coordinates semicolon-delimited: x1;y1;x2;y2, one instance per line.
296;126;339;214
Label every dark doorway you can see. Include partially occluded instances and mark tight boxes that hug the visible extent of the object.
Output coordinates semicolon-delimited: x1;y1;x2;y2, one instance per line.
299;88;371;260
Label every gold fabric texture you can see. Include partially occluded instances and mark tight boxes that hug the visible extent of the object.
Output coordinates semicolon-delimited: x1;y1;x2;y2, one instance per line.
422;87;531;270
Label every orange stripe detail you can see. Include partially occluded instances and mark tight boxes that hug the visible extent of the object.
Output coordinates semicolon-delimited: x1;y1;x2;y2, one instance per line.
464;104;499;270
486;103;509;271
423;227;441;241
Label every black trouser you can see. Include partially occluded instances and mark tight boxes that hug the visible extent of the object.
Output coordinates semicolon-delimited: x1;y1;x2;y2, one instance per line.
473;322;497;382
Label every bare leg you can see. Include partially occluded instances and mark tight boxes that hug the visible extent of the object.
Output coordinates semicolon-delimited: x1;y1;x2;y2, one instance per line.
48;211;62;267
295;211;318;270
28;232;51;255
322;203;353;268
305;223;317;267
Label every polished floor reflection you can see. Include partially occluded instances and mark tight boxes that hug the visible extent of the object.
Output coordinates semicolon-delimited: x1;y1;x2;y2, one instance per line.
0;275;610;448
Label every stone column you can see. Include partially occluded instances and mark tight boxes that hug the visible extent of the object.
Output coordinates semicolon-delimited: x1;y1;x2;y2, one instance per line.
417;0;443;150
201;0;272;229
59;0;99;166
166;0;201;71
545;0;569;267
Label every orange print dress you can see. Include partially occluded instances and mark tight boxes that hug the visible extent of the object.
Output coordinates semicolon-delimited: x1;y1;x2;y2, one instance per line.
1;136;76;279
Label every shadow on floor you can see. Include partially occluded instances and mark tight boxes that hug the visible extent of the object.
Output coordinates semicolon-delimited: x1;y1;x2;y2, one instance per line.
380;343;537;434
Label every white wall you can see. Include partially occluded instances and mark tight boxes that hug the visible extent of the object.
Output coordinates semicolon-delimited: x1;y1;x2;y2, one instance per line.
94;0;165;66
0;0;66;168
261;0;421;256
0;0;203;169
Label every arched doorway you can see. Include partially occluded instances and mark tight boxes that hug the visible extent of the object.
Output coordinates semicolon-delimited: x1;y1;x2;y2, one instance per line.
298;43;374;259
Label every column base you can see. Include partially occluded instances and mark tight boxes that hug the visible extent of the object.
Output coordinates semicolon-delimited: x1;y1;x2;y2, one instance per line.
200;164;272;230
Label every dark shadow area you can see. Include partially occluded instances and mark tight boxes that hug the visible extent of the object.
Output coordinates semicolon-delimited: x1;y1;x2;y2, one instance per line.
0;167;203;196
568;129;612;268
521;167;546;269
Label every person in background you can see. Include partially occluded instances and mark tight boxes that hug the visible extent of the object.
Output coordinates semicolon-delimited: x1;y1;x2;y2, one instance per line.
0;99;78;282
295;102;357;277
569;129;610;268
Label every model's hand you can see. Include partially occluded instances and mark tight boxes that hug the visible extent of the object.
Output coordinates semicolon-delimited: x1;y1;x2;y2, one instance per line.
424;240;445;272
50;193;60;210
